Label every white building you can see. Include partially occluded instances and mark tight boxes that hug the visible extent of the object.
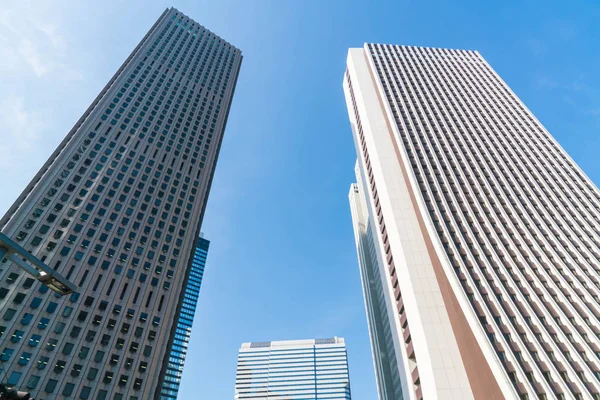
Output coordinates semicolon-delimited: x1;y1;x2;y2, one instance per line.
345;44;600;400
235;338;352;399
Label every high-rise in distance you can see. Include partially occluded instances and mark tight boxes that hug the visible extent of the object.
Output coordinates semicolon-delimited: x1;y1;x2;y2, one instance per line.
345;43;600;400
235;338;352;400
0;7;241;399
159;235;209;399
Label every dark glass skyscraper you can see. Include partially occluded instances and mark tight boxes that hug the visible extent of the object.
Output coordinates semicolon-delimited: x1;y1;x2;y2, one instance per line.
0;7;240;399
159;235;209;399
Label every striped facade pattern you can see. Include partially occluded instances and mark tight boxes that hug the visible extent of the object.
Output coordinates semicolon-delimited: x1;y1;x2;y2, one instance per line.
0;8;240;399
159;236;209;399
345;44;600;400
235;338;352;399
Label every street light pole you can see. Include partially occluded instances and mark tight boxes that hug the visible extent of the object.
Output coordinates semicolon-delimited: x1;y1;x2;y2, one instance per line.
0;232;76;296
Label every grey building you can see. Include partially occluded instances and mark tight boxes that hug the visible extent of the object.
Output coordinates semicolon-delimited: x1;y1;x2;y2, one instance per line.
0;7;241;399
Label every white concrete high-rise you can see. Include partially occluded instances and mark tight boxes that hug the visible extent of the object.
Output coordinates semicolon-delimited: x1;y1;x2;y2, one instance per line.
0;8;241;399
345;44;600;400
235;338;352;399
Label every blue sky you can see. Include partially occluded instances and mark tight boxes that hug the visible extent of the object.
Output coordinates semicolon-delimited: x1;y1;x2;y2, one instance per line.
1;0;600;398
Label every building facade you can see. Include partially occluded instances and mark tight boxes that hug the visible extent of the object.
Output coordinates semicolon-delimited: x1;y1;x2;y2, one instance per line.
235;338;352;400
345;44;600;400
159;235;209;399
349;168;407;400
0;7;240;399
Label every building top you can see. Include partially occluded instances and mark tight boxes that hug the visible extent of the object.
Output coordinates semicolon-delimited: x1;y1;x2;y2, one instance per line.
168;7;242;54
346;43;481;58
240;337;345;350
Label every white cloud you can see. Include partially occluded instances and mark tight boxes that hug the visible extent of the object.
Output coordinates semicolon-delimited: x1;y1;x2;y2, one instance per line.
526;38;547;57
38;24;66;51
0;1;81;79
0;95;47;214
0;96;44;156
20;38;49;77
534;75;558;89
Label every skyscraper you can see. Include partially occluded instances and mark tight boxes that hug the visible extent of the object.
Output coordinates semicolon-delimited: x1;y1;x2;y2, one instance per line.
235;338;352;400
345;44;600;400
159;235;209;399
0;7;241;399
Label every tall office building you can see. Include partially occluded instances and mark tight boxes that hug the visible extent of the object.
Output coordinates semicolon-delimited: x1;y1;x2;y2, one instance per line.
235;338;352;400
345;44;600;400
0;7;241;399
159;235;209;399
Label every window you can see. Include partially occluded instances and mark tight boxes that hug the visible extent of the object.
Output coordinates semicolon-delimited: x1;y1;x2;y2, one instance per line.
45;378;58;393
71;364;82;377
103;371;113;384
69;326;81;338
86;367;98;380
46;338;58;351
54;360;66;373
20;313;33;325
37;356;49;369
85;330;96;342
26;375;40;390
63;383;75;396
55;321;66;334
13;292;26;304
46;302;58;313
134;326;143;338
125;357;134;369
28;334;41;347
79;386;92;399
7;371;22;386
38;317;50;329
78;311;88;322
30;297;42;309
18;352;31;365
11;330;23;342
3;308;16;321
62;342;74;355
1;347;13;361
94;350;105;362
84;296;94;306
79;346;90;359
138;361;148;373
